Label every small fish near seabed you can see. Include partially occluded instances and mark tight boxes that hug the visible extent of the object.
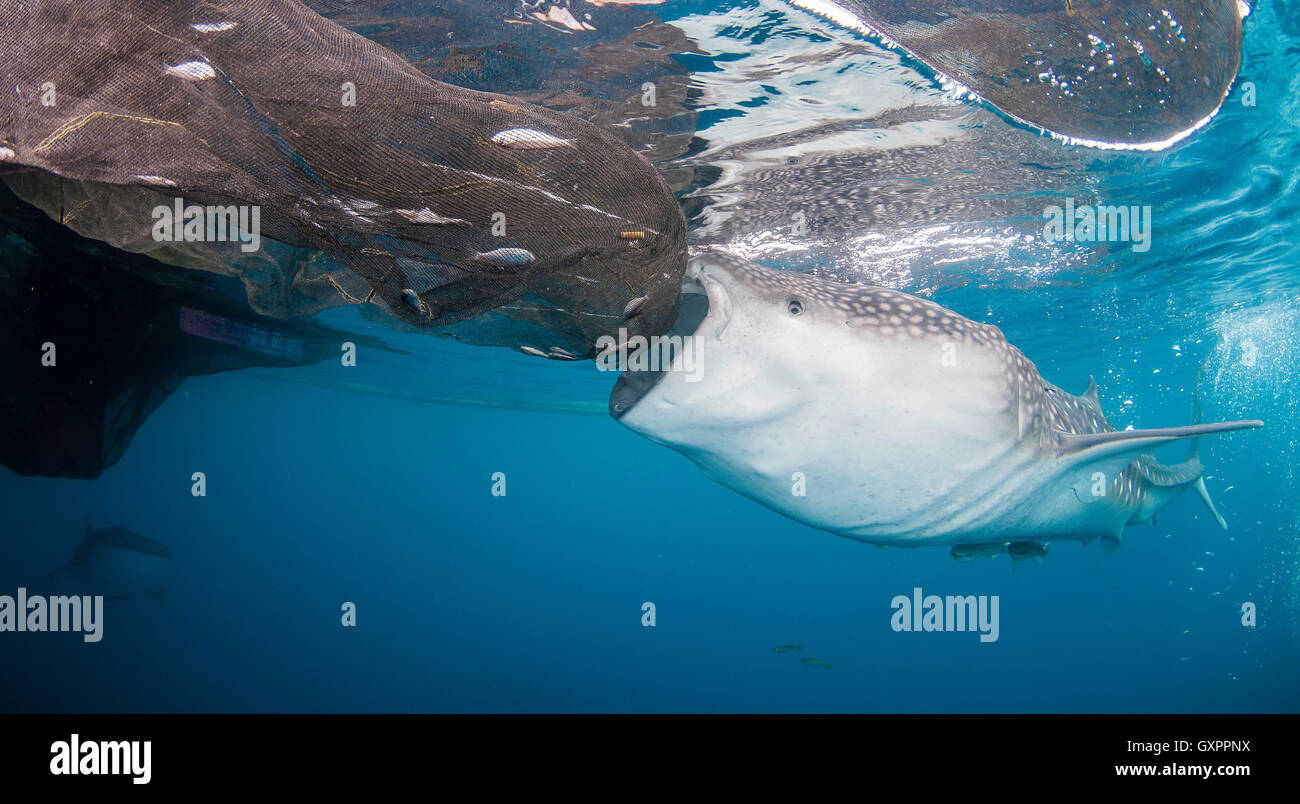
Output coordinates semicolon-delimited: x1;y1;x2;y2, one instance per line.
612;251;1263;555
771;643;803;653
46;520;172;602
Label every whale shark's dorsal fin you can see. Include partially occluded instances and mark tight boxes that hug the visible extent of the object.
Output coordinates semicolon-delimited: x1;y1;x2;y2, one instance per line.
1059;420;1264;458
1081;376;1100;408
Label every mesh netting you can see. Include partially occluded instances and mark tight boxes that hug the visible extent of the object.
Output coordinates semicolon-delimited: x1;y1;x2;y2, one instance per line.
306;0;700;184
0;0;687;358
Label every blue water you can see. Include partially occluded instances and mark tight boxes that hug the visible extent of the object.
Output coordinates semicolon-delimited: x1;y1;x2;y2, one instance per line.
2;0;1298;713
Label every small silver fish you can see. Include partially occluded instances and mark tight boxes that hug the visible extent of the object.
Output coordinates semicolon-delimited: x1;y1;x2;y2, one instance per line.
548;346;579;360
191;22;238;33
771;644;802;653
519;346;548;358
800;658;830;669
400;288;424;314
164;60;216;81
133;174;177;187
490;128;572;150
475;247;535;268
396;208;467;225
623;295;648;318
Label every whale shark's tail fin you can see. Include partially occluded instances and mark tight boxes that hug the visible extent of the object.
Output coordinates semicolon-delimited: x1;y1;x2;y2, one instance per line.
1192;476;1229;530
1182;421;1230;530
1129;449;1231;531
1060;419;1259;532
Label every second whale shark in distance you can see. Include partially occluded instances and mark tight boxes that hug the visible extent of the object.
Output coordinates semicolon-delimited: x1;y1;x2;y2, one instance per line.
610;250;1263;553
47;520;172;601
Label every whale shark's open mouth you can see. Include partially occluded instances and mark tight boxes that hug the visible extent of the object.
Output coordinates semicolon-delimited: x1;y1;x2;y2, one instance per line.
608;261;723;419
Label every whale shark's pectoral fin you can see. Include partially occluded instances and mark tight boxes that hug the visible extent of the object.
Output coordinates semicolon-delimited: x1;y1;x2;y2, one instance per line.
1059;421;1261;489
1058;420;1264;460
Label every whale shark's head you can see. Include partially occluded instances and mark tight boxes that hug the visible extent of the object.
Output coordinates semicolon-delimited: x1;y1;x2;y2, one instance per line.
610;248;1016;430
610;250;837;433
608;249;1041;541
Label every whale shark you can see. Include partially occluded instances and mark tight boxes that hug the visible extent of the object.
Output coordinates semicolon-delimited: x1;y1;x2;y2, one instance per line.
47;520;172;601
610;250;1263;550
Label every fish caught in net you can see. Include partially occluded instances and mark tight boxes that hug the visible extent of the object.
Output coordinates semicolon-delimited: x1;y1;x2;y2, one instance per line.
0;0;687;359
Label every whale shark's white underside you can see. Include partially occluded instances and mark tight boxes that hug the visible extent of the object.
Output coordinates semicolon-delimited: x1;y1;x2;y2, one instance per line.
611;251;1262;551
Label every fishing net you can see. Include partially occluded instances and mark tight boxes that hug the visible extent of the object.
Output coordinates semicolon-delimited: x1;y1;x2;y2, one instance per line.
0;0;687;359
306;0;700;187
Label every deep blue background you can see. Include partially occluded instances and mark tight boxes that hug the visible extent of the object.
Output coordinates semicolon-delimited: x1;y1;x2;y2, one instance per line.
1;0;1297;712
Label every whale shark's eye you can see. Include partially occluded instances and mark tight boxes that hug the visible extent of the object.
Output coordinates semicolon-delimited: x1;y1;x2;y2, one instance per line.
787;298;805;316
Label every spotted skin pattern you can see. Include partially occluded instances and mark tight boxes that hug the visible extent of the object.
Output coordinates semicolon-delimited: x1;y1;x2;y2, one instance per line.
614;250;1259;551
